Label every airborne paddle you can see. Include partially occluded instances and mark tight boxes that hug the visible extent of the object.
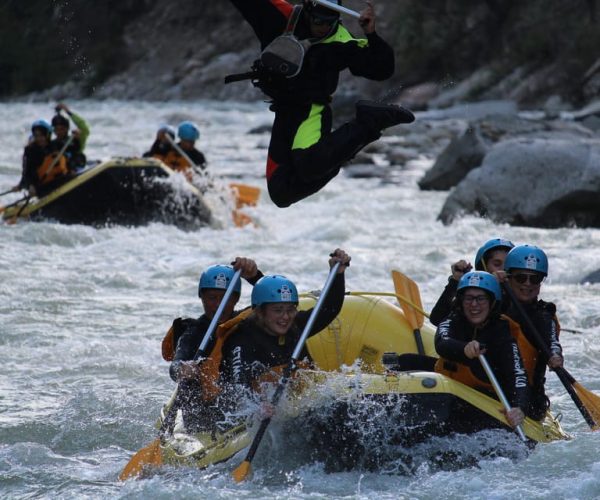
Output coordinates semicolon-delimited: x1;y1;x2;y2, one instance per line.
391;270;426;355
503;283;600;430
478;353;527;441
232;262;342;482
313;0;361;19
119;269;243;480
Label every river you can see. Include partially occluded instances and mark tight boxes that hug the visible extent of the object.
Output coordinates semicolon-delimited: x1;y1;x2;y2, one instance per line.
1;100;599;499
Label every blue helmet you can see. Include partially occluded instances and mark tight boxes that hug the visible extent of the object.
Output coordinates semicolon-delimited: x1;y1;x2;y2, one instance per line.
178;121;200;141
457;271;502;301
158;124;176;139
504;245;548;276
474;238;515;271
198;265;241;297
31;119;52;136
251;275;299;308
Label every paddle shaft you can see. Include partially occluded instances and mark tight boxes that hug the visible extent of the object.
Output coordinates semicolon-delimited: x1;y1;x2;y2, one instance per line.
165;134;208;179
236;262;341;472
313;0;361;19
479;354;527;441
41;135;74;181
503;283;597;428
0;188;16;197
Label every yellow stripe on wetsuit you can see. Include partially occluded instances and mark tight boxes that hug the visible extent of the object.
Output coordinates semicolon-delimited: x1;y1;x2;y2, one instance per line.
292;104;325;150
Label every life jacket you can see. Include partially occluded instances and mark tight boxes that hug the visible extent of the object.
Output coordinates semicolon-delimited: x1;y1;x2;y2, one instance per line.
158;150;193;181
36;152;69;184
434;357;494;394
196;308;254;401
250;359;313;394
501;314;538;386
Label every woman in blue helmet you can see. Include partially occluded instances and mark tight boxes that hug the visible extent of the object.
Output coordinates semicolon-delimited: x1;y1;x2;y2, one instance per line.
434;271;529;430
503;245;563;420
219;248;350;391
160;257;263;432
430;238;515;326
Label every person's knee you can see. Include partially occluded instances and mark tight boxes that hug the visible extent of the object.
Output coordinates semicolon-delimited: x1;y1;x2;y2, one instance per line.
267;183;293;208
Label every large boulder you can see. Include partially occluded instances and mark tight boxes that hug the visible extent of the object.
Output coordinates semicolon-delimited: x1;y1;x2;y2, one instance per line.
418;125;489;190
438;138;600;228
419;113;596;191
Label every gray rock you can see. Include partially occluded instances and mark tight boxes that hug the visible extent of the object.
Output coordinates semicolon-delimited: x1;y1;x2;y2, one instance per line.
418;125;489;190
438;138;600;228
581;269;600;284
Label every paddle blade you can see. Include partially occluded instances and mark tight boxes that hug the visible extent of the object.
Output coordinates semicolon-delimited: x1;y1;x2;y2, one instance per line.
232;460;252;483
391;270;424;329
118;439;163;481
572;382;600;430
230;183;260;208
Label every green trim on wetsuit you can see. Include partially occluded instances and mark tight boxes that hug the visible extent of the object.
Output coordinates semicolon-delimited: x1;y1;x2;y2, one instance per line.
319;25;369;47
291;103;325;150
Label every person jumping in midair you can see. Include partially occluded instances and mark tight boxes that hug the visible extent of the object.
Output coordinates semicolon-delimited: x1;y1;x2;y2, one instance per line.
228;0;415;207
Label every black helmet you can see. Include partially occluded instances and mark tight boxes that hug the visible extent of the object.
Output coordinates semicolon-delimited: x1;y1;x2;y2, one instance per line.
51;114;70;129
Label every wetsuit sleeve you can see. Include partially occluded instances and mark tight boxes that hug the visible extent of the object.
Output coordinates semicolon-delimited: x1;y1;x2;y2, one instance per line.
20;146;41;189
434;317;470;364
188;149;207;170
540;303;562;358
169;320;206;381
430;277;458;326
69;112;90;151
487;324;529;411
245;269;264;286
344;31;395;81
229;0;291;48
295;273;345;337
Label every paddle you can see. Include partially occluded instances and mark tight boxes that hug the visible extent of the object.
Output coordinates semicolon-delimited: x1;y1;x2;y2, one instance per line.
165;134;211;188
0;195;29;215
0;188;18;197
391;270;426;355
503;283;600;430
119;269;243;481
313;0;361;19
478;353;527;441
232;262;342;482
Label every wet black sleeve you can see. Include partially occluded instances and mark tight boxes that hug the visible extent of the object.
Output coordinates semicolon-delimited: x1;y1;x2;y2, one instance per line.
344;32;395;81
486;323;529;411
20;146;42;189
169;319;207;381
245;269;264;286
295;273;345;337
229;0;290;48
434;316;470;363
430;278;458;326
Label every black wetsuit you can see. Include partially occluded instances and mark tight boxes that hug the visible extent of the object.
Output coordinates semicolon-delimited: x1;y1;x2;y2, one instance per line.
220;273;345;389
435;312;529;412
229;0;395;207
505;299;562;419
